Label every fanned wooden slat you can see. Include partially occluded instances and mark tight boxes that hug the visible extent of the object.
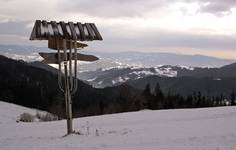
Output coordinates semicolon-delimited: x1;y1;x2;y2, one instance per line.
77;22;85;41
82;24;90;40
60;21;70;39
90;23;103;40
51;21;60;38
74;25;81;40
35;20;41;39
30;20;103;41
68;22;77;40
42;20;50;38
85;23;95;40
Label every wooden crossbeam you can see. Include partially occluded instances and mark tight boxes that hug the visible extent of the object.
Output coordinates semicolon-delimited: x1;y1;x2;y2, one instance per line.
48;38;88;50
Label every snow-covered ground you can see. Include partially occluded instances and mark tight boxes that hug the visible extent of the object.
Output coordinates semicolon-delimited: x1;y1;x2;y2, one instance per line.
0;101;236;150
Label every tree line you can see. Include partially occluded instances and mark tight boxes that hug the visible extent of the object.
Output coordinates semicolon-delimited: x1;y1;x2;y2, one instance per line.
140;82;236;110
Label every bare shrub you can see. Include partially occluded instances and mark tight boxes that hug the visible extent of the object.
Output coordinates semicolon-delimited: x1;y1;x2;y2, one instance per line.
19;113;34;122
36;112;59;122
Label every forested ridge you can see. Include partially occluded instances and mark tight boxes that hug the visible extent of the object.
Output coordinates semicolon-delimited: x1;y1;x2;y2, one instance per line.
0;55;235;118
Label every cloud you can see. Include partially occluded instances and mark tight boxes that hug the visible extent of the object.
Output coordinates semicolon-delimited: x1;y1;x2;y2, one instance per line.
56;0;168;18
183;0;236;17
56;0;236;18
87;28;236;52
198;2;233;17
0;21;31;36
0;0;236;20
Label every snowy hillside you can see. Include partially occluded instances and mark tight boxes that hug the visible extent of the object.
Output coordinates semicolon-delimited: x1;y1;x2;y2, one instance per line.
1;101;236;150
78;65;184;88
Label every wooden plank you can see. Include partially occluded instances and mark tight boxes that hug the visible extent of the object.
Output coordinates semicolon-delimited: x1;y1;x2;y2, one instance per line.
42;20;50;38
39;52;99;64
76;53;99;62
35;20;41;39
74;25;81;40
90;23;103;40
60;21;70;39
48;38;88;50
85;23;95;40
68;22;77;40
50;21;60;38
77;22;85;41
82;24;90;40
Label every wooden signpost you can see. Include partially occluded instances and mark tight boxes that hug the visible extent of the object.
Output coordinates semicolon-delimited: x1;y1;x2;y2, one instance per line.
30;20;102;135
39;52;99;64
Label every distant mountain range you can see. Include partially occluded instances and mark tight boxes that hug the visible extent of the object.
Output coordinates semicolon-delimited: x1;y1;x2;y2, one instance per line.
1;44;236;90
87;51;235;67
0;44;234;67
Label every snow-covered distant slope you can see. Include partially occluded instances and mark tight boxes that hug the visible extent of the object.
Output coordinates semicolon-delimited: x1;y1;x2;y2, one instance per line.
1;101;236;150
79;65;183;88
88;51;235;67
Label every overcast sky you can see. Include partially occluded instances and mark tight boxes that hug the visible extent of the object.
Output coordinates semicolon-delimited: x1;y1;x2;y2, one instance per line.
0;0;236;59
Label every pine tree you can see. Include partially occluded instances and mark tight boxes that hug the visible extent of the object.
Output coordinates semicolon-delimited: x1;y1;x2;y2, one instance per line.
143;83;155;109
153;82;164;109
143;83;151;96
230;90;236;106
186;95;193;108
154;82;164;99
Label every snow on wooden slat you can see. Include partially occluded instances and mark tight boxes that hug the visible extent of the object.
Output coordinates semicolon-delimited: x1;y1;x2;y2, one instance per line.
90;23;103;40
30;20;103;41
77;22;86;41
57;23;63;37
74;24;81;39
85;23;95;40
42;20;50;38
68;22;77;40
60;21;71;39
82;24;90;40
35;20;41;39
66;24;72;37
50;21;60;38
48;24;54;36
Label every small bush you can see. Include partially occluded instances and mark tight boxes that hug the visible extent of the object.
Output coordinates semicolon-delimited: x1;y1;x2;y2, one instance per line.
36;112;59;122
19;113;34;122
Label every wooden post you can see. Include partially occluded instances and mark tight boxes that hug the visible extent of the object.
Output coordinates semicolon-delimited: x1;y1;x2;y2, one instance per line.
67;40;73;134
63;39;73;134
